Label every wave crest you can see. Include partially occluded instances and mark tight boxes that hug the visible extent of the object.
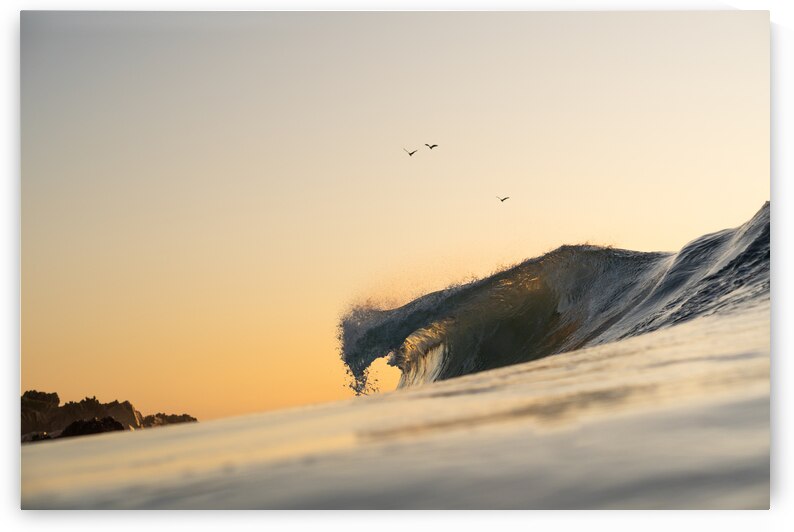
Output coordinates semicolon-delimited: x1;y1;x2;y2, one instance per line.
340;203;770;394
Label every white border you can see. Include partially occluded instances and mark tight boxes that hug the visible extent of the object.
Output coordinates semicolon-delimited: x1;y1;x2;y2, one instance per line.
3;1;791;530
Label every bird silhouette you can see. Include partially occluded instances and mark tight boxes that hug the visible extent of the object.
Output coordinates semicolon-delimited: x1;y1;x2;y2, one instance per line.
497;196;510;202
404;148;418;156
425;144;438;149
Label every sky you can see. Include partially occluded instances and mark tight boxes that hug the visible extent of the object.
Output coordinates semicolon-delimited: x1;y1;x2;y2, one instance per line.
21;11;769;421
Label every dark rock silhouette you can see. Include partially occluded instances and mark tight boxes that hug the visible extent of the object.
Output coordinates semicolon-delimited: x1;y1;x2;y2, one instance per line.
141;413;198;427
22;393;142;435
21;391;61;435
60;417;125;438
21;390;198;443
21;431;54;443
57;396;143;431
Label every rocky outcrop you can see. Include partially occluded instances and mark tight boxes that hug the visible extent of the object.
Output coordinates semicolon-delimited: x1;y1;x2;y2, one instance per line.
21;390;198;442
57;396;143;431
141;413;198;427
21;391;61;435
21;431;55;443
60;417;125;438
22;393;143;435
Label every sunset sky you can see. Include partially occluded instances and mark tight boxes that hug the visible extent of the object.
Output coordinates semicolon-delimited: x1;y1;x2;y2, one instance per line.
21;11;769;420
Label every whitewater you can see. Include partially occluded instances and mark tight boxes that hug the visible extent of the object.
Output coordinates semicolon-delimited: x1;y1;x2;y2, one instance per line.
21;203;769;509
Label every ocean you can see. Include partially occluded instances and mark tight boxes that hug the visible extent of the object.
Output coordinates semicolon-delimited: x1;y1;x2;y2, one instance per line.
21;203;770;509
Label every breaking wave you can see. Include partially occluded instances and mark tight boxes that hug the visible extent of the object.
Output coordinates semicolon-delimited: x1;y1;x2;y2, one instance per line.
340;203;770;394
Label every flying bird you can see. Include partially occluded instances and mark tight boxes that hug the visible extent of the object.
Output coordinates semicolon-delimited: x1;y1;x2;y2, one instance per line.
404;148;418;156
497;196;510;202
425;144;438;149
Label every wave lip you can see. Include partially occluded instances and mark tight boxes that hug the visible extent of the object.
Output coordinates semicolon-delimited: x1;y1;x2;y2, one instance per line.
340;202;770;394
